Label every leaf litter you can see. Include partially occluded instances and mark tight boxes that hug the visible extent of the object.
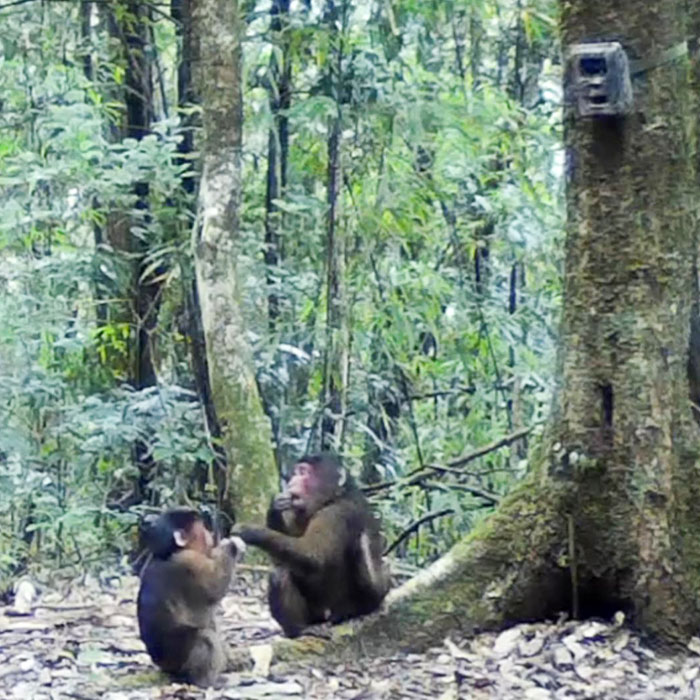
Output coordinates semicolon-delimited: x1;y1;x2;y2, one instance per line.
1;572;699;699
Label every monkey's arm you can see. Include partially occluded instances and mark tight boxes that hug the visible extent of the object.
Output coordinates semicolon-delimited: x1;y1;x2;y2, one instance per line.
239;509;342;576
238;528;319;575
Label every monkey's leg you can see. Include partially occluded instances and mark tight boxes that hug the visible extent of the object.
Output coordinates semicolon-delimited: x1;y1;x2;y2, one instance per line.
268;568;316;638
181;629;227;687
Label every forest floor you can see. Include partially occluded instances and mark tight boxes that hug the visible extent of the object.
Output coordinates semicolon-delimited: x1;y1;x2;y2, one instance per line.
1;569;700;699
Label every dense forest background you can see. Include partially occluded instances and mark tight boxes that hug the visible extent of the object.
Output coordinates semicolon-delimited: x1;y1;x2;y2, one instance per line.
0;0;563;588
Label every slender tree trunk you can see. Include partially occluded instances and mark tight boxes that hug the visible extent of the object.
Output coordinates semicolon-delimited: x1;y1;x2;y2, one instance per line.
123;0;160;390
362;126;401;484
264;0;291;330
173;0;219;436
101;1;159;388
173;0;197;195
80;1;110;327
80;2;93;83
321;114;348;450
469;5;482;89
95;2;160;502
190;0;277;522
262;0;292;470
320;0;350;451
507;262;527;468
172;0;230;497
510;0;524;102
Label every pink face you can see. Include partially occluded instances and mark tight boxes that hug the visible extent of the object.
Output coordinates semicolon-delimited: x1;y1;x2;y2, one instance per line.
287;462;318;507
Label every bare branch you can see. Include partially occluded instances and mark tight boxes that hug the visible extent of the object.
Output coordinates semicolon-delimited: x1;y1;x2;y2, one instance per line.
363;426;533;497
424;480;499;505
440;426;532;469
384;508;455;556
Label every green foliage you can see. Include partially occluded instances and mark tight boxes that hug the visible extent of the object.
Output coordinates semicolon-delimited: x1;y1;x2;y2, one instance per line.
0;255;218;585
0;0;563;580
0;1;211;585
243;0;563;561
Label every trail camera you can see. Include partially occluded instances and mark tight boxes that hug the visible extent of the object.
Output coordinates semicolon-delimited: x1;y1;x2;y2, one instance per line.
567;42;633;117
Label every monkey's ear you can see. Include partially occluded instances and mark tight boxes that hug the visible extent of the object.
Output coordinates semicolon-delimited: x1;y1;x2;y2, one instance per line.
173;529;188;548
337;468;347;487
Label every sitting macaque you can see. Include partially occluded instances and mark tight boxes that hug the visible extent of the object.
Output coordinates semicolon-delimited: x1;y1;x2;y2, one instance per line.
237;453;390;637
137;508;245;686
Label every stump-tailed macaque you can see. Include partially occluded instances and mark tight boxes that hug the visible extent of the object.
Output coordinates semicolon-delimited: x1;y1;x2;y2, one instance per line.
237;453;390;637
137;508;245;686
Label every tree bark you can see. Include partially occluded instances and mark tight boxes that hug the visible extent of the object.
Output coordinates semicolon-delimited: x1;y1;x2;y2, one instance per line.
268;0;700;661
555;0;698;640
190;0;277;522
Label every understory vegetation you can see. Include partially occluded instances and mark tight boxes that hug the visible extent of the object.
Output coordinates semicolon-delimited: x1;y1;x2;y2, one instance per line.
0;0;563;589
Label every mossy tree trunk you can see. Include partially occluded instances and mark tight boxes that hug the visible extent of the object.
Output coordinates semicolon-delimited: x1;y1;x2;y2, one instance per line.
190;0;277;523
288;0;700;660
552;0;699;641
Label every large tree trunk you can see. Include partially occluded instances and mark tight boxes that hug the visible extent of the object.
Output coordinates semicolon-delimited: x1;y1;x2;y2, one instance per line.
190;0;277;522
272;0;700;661
551;0;699;640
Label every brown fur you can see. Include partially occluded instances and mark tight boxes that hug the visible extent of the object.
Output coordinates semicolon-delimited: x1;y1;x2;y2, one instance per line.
238;454;390;637
137;508;244;686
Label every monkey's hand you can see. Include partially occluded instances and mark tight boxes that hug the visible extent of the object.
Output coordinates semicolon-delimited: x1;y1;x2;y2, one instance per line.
219;536;246;560
272;493;293;511
266;494;299;532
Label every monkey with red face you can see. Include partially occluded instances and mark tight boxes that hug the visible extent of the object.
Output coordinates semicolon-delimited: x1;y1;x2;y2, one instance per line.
237;453;390;637
137;508;245;686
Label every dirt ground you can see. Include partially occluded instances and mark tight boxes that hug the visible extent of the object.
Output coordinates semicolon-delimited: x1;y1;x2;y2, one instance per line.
1;568;700;699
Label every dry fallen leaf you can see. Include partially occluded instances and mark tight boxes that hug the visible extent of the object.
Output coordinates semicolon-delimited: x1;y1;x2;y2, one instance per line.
249;643;273;676
493;627;522;656
12;580;38;616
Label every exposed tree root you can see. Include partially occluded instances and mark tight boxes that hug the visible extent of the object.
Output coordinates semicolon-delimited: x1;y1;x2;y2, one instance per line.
252;476;574;665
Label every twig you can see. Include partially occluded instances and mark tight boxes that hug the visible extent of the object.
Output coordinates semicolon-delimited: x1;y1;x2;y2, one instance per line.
407;387;475;402
424;480;499;505
440;426;532;469
363;426;533;496
384;508;454;556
